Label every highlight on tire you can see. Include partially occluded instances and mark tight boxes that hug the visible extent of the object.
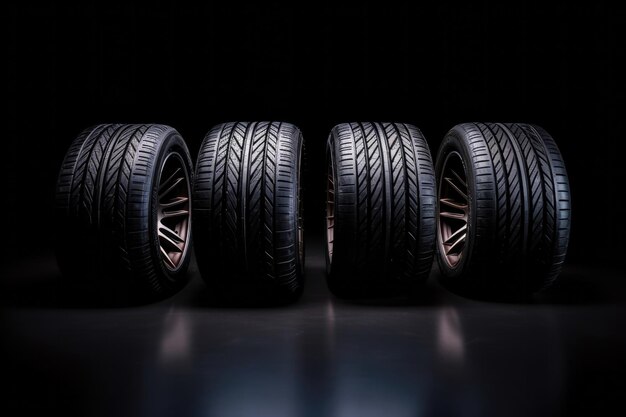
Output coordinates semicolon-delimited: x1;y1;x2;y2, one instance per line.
192;122;304;304
435;123;571;297
325;122;437;298
55;124;193;300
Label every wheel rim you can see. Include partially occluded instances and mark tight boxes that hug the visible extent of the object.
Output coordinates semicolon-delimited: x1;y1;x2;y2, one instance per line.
326;156;335;263
438;151;469;268
157;152;191;271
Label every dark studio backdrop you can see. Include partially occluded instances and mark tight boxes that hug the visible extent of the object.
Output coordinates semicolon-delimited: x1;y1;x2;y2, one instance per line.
5;1;625;270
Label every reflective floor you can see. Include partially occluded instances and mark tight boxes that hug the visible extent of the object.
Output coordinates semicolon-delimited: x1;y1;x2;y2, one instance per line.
2;237;626;417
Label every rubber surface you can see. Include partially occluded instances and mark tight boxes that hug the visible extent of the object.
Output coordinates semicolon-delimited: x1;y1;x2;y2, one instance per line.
325;122;436;297
55;124;193;301
193;121;305;304
435;123;571;296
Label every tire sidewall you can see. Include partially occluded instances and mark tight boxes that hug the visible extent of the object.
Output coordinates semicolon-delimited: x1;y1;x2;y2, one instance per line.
325;129;343;279
293;128;305;279
325;136;333;277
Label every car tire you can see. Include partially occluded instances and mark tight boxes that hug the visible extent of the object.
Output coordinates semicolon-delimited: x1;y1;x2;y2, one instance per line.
55;124;194;300
192;122;305;304
435;123;571;297
325;122;436;298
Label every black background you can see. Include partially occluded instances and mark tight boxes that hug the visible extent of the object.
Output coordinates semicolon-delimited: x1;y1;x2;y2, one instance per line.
6;1;625;267
5;3;626;416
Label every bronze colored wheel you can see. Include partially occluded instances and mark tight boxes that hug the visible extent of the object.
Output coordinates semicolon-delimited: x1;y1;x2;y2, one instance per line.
157;152;191;271
437;151;469;269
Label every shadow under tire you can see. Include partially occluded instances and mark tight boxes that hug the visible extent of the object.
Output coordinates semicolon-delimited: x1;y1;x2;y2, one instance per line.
192;122;305;304
325;122;436;298
435;123;571;297
55;124;193;301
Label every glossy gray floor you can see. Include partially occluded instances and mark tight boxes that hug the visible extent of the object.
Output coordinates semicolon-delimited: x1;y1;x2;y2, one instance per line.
3;237;626;417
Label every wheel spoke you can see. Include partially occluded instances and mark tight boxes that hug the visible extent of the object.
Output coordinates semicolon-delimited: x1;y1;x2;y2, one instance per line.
440;211;466;221
444;224;467;245
157;154;190;270
159;224;184;243
440;198;467;211
444;177;468;201
159;229;184;253
160;246;177;269
438;152;469;268
445;232;466;255
160;196;189;208
159;177;184;200
161;209;189;219
159;168;182;194
450;169;467;188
